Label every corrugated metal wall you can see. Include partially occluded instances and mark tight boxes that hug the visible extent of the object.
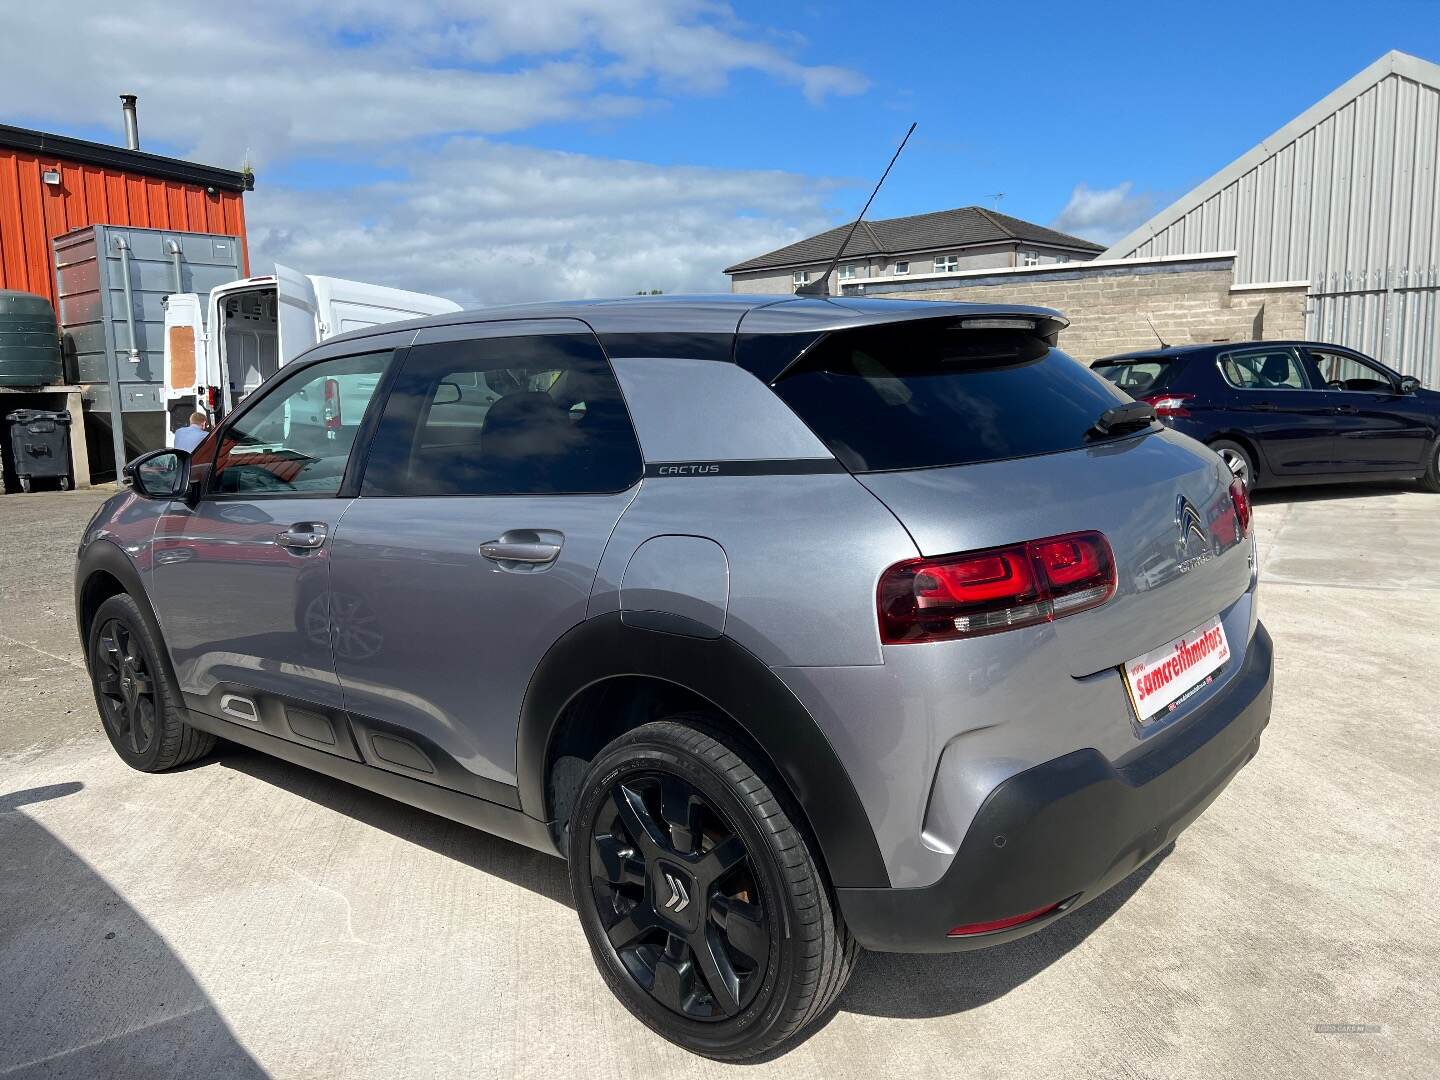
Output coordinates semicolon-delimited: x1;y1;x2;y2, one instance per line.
1111;63;1440;386
0;149;248;310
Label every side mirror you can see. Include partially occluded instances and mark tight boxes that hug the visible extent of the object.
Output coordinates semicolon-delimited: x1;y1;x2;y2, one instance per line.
124;448;192;500
1398;375;1421;394
433;381;463;405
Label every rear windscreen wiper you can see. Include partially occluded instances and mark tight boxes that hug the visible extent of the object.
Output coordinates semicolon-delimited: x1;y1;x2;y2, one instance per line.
1085;401;1157;441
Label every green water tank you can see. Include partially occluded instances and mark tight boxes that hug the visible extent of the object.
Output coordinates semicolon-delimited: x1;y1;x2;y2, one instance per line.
0;290;63;388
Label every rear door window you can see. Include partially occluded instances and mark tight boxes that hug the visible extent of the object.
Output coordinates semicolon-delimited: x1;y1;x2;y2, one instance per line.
1090;357;1178;396
361;331;642;496
1219;347;1310;390
771;321;1129;473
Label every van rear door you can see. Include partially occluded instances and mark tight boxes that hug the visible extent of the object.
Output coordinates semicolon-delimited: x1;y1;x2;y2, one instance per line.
275;263;322;365
161;292;205;443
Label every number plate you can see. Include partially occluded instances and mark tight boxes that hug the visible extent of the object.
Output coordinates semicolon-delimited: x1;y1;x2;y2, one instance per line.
1123;616;1230;726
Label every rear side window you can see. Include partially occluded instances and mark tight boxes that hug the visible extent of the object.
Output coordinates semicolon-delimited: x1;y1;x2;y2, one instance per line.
1090;357;1179;396
1219;347;1309;390
771;322;1127;473
361;332;642;496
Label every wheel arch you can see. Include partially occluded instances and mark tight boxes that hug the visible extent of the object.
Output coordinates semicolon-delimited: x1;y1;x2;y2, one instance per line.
76;540;153;650
516;613;891;889
1206;431;1265;482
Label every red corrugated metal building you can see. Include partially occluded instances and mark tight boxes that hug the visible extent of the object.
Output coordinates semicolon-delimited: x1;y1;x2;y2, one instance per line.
0;121;252;308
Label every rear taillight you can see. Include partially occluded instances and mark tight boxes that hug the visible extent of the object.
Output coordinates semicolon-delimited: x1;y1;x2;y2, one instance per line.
323;377;342;431
1229;477;1252;536
1142;392;1194;418
878;530;1116;644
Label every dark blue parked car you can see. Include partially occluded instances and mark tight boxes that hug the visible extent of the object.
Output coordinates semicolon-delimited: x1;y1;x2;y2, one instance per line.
1092;341;1440;492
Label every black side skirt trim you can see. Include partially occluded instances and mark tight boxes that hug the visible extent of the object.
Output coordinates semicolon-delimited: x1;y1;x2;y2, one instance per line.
183;707;557;856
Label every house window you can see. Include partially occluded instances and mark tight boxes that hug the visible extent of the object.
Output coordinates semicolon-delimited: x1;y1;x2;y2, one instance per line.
933;255;959;273
792;270;810;286
1056;254;1070;264
838;263;865;281
1021;250;1041;266
894;261;910;275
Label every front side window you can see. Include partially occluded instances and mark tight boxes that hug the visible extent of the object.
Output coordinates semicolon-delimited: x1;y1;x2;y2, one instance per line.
1219;347;1309;391
361;332;642;497
934;255;959;273
210;351;390;495
1309;349;1394;393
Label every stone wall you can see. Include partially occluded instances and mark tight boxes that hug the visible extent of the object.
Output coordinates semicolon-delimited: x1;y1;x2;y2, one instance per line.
844;254;1311;361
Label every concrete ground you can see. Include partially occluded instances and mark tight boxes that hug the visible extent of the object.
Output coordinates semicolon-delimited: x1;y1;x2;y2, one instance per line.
1;483;1437;1079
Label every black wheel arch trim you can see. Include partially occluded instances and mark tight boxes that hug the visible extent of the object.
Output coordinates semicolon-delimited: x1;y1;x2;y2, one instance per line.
515;612;891;889
75;539;160;658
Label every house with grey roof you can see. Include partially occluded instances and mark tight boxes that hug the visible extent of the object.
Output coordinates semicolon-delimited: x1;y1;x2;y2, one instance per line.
724;206;1104;295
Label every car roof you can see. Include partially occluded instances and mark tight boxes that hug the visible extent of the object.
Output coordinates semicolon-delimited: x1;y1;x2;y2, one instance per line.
316;293;1070;353
1093;340;1341;364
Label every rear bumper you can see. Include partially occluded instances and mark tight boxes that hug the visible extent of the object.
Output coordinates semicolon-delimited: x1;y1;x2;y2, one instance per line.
836;621;1274;953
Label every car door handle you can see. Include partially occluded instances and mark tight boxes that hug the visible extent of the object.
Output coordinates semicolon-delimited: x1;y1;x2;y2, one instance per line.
277;523;328;550
1333;404;1359;414
480;539;562;563
1250;402;1277;411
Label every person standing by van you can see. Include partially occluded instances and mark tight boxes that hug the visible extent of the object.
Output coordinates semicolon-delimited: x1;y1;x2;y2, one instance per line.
172;411;210;453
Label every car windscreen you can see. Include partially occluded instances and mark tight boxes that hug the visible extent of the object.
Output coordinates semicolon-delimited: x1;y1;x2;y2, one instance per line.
771;322;1129;473
1090;357;1180;396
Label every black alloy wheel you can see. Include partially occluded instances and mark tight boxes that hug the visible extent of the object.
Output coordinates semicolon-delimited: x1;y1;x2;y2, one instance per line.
94;617;158;758
589;770;770;1021
568;718;858;1060
87;593;215;772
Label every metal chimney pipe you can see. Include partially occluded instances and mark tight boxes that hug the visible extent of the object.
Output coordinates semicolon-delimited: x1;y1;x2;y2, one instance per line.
119;94;140;150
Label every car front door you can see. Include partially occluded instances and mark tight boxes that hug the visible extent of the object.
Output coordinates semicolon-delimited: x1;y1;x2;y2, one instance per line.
1303;346;1431;474
1217;345;1340;479
148;345;398;755
324;319;644;804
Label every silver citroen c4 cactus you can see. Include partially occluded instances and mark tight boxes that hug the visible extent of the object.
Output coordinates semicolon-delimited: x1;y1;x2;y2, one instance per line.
77;295;1273;1059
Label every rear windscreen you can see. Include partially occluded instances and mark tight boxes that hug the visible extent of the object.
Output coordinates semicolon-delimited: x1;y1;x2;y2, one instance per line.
1090;356;1179;396
771;323;1129;473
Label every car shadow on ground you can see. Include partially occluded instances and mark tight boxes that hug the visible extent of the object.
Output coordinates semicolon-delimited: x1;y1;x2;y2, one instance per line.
1251;479;1419;505
215;743;1173;1045
0;782;269;1080
217;745;574;908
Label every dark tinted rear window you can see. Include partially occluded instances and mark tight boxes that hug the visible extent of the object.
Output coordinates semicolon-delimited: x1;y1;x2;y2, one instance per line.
772;323;1128;473
1090;356;1180;396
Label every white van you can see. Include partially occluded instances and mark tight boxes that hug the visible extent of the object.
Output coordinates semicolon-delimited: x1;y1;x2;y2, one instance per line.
161;264;461;441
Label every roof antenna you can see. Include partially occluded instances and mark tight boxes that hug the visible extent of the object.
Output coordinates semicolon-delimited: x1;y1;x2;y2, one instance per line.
796;122;916;298
1145;314;1170;349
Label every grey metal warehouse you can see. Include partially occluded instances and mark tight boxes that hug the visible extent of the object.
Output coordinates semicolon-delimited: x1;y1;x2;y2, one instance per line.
1101;50;1440;386
845;50;1440;388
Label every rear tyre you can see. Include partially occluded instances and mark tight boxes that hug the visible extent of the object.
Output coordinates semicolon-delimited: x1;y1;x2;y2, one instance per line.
567;717;858;1060
1422;440;1440;493
87;593;215;772
1209;439;1254;488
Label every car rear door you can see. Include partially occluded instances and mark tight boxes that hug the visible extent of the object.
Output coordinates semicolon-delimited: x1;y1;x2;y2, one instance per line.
324;319;644;803
147;341;403;757
1303;346;1430;473
1216;345;1340;478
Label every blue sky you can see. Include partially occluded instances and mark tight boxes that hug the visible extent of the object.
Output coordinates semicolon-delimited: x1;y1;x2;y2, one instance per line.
5;1;1438;303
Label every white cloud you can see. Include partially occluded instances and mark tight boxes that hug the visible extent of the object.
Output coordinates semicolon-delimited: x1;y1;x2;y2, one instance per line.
1;1;860;301
246;141;838;305
1051;182;1157;246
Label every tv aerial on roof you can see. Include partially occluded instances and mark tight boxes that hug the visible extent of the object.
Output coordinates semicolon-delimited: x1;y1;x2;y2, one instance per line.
795;122;916;298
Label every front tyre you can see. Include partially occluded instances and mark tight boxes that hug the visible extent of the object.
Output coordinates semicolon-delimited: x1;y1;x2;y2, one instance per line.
567;717;857;1060
87;593;215;772
1421;439;1440;493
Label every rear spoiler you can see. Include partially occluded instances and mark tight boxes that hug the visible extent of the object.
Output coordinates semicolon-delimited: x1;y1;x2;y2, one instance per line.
743;309;1070;385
